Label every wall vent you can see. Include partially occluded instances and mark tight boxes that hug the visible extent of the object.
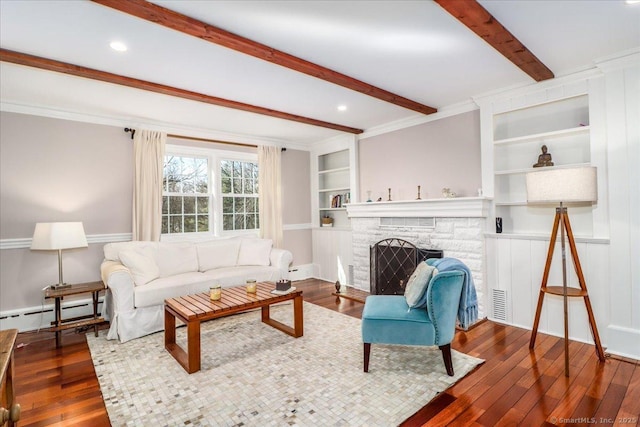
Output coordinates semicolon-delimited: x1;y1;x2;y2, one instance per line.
491;289;508;322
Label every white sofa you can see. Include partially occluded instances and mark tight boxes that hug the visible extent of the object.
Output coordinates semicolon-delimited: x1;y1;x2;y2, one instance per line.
100;237;292;342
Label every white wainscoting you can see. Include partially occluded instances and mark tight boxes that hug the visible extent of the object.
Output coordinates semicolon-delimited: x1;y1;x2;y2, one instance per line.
486;235;611;349
311;228;354;285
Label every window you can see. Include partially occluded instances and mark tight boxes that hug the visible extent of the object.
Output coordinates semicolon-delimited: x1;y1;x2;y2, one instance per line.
221;160;259;231
162;155;210;234
161;146;259;236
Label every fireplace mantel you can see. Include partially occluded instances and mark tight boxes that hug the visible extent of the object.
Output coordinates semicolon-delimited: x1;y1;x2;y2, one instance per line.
346;197;491;218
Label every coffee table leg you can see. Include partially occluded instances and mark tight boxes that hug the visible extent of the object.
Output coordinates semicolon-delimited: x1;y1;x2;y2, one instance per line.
187;320;201;373
164;308;176;349
165;309;202;374
261;297;304;338
293;294;304;337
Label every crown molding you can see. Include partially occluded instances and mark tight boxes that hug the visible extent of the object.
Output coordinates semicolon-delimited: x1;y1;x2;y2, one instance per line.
595;48;640;73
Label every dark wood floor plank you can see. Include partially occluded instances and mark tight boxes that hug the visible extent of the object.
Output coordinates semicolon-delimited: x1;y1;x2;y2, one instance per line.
614;364;640;425
13;279;638;426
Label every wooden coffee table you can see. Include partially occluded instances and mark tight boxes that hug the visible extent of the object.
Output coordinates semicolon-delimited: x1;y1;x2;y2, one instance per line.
164;282;303;373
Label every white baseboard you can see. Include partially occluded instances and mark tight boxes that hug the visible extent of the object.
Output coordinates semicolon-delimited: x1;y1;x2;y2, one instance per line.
0;296;104;333
606;325;640;360
288;264;314;281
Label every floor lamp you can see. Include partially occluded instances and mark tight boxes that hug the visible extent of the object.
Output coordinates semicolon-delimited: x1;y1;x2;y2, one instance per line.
526;166;605;377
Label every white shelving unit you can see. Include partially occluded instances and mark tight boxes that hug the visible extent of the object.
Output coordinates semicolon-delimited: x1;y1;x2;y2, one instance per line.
491;94;595;236
317;149;351;228
310;135;358;285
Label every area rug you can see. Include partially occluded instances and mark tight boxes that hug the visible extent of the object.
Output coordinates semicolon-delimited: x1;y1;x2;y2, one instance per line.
87;302;483;426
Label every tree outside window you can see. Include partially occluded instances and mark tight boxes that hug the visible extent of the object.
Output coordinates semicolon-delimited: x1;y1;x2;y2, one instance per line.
162;155;210;234
221;160;259;231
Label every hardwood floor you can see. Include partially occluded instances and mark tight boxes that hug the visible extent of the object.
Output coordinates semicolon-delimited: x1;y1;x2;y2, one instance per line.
13;279;639;426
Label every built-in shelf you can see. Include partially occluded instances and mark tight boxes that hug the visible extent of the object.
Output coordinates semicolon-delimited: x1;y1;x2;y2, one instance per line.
491;94;594;236
318;166;349;175
493;125;590;146
495;162;591;176
318;187;350;193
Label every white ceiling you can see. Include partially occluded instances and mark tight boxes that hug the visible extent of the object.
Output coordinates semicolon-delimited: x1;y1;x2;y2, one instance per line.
1;1;639;147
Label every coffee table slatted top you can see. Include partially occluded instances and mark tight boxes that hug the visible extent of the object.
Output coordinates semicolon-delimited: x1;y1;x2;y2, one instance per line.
165;282;302;321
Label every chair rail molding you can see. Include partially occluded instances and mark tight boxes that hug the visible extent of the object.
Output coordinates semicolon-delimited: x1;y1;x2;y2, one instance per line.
0;232;132;250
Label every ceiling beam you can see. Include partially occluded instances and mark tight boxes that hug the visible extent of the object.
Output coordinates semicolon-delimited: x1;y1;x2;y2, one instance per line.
91;0;438;115
435;0;554;82
0;49;363;134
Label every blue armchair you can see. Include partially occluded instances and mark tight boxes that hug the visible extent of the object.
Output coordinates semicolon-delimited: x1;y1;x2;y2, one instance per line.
361;270;465;376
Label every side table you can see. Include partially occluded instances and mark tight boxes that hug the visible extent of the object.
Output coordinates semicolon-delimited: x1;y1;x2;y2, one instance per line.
44;281;106;347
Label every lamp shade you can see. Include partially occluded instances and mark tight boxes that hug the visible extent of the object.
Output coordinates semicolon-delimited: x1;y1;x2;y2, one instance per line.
526;166;597;204
30;222;88;250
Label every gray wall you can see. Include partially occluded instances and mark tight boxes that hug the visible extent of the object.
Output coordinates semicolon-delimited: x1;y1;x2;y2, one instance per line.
0;111;312;314
359;110;481;201
0;112;133;311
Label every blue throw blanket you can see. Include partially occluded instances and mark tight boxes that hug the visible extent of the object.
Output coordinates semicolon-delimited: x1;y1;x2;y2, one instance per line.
427;257;478;330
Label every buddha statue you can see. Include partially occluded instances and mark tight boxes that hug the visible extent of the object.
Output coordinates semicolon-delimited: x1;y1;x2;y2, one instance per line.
533;145;554;168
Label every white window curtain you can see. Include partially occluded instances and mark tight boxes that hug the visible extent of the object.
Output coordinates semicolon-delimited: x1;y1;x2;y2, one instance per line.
132;129;166;241
258;145;283;248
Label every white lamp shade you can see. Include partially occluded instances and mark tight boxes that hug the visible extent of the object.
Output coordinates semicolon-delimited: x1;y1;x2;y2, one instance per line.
526;166;597;204
31;222;88;250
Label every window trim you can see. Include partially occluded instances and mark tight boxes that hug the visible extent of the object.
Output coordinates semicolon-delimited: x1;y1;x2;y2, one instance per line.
162;144;258;242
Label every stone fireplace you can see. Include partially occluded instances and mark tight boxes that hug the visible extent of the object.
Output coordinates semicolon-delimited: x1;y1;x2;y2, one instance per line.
346;197;490;318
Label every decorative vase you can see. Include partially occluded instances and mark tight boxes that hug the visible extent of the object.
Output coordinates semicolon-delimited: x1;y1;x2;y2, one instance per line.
335;280;341;293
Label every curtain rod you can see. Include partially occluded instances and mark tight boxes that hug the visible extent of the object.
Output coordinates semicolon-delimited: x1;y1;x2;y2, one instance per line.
123;128;286;151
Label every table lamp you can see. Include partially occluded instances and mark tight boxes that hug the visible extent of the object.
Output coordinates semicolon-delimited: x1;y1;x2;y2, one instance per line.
525;166;605;377
30;222;88;289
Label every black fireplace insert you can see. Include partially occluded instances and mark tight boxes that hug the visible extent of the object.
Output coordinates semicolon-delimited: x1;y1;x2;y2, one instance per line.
370;238;443;295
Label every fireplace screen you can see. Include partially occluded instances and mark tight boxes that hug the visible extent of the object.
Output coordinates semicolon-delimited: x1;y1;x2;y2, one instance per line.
370;238;443;295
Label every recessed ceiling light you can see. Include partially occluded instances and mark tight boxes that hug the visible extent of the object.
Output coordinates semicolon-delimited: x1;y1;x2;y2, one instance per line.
626;0;640;4
110;41;128;52
337;105;347;112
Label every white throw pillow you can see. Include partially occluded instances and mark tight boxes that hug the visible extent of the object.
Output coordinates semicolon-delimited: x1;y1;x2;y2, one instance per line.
119;247;160;286
237;239;273;266
404;263;437;308
157;243;199;277
196;239;241;271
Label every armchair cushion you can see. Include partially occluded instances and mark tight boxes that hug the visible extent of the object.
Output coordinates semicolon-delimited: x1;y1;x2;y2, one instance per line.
362;295;436;346
404;262;437;308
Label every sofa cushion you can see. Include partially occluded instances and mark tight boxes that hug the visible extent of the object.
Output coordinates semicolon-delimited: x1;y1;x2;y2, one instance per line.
157;242;199;277
103;241;158;262
202;265;281;286
119;246;160;286
134;272;211;308
237;238;272;266
196;238;241;271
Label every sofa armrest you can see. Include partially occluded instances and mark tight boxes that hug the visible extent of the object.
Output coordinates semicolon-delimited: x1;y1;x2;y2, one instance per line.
100;260;136;312
270;248;293;279
425;270;464;345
